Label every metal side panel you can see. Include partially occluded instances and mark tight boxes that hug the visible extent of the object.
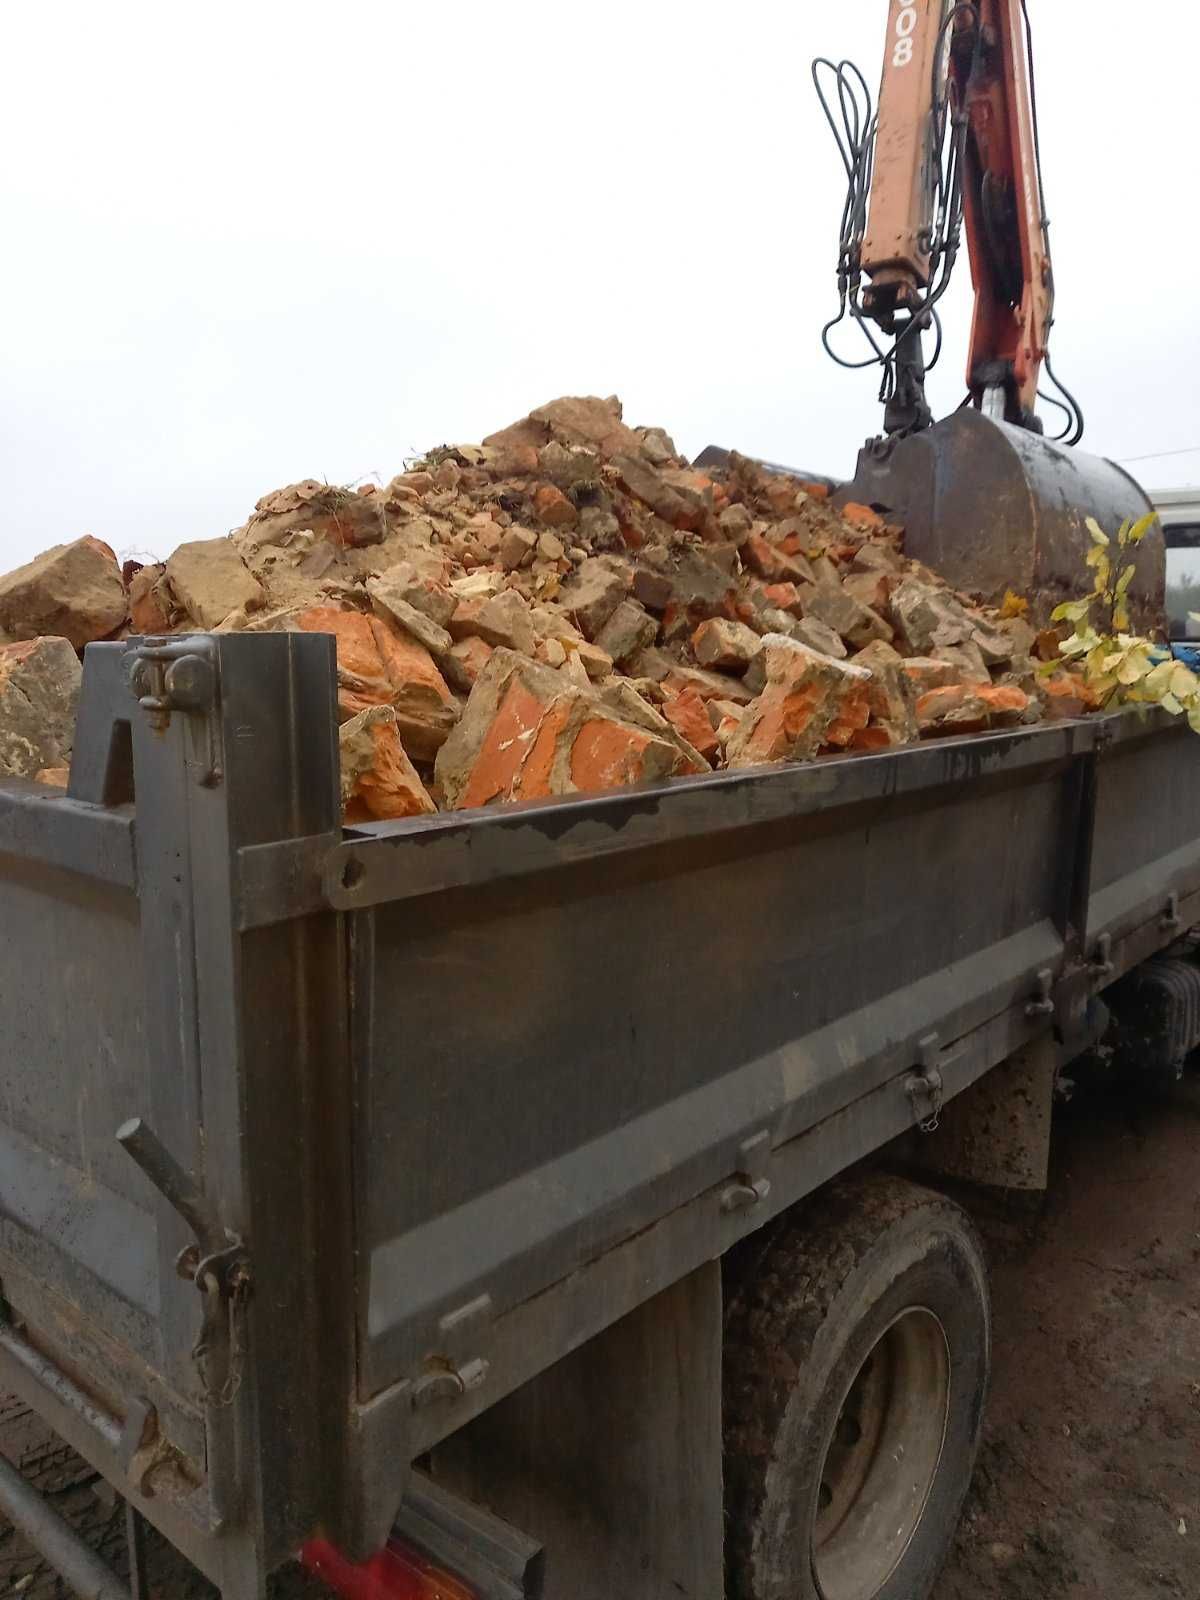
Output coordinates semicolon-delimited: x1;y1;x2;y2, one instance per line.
353;726;1082;1406
0;791;172;1379
0;634;355;1598
1087;714;1200;972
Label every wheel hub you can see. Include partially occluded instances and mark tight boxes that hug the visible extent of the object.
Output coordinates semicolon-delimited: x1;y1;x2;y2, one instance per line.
812;1307;950;1600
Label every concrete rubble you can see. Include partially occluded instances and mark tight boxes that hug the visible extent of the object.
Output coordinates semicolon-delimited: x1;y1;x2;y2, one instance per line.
0;395;1103;811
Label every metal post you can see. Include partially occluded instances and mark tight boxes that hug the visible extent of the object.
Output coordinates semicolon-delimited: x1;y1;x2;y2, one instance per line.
124;1500;148;1600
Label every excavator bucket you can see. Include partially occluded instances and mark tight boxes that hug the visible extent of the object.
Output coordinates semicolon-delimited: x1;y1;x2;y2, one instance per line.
833;411;1166;633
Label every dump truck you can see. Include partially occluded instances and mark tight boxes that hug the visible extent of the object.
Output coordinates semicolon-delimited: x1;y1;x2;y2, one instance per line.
0;4;1196;1600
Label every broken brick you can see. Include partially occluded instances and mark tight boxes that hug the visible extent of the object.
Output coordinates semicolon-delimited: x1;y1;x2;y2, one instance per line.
902;657;963;694
916;685;990;736
726;636;872;769
339;705;437;821
560;557;631;640
1042;672;1099;720
853;639;919;746
572;640;615;681
841;569;892;615
499;526;539;570
759;582;805;616
442;636;495;692
129;564;172;634
534;484;578;529
435;649;700;811
663;689;719;764
743;533;812;585
294;607;458;758
804;583;893;649
976;684;1031;723
632;567;674;613
595;600;658;666
0;637;81;780
368;577;453;657
792;615;848;661
613;454;701;530
448;590;536;656
166;539;266;630
0;537;126;648
691;618;762;673
840;501;884;533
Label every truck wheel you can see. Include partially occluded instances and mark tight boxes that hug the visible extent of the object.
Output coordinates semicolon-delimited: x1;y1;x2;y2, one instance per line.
724;1173;990;1600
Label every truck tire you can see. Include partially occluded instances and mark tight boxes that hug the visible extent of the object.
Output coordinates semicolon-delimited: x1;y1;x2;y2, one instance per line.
723;1173;990;1600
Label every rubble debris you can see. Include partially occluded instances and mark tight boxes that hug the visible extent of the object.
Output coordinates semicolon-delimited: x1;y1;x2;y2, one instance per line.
0;538;125;648
435;649;704;811
0;638;82;779
0;393;1099;822
165;538;266;630
339;706;437;821
726;637;871;769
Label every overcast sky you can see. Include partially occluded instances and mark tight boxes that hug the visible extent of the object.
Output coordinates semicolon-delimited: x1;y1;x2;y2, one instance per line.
2;1;1198;575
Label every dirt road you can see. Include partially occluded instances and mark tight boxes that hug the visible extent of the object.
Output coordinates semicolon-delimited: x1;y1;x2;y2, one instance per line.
933;1074;1200;1600
0;1076;1195;1598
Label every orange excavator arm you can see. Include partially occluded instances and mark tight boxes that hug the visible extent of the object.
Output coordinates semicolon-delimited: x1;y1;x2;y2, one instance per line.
864;0;1051;430
816;1;1070;441
812;4;1161;633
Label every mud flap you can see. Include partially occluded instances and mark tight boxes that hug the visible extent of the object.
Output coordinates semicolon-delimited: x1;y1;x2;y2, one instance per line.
904;1034;1057;1194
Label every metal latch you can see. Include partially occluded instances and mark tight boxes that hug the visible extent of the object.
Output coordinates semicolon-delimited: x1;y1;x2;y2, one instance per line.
128;638;223;786
117;1118;251;1407
1025;968;1056;1019
1089;933;1114;979
905;1034;944;1134
412;1359;491;1411
721;1130;772;1213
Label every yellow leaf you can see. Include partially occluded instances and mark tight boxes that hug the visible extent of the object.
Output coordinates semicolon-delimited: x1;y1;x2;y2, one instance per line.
1117;652;1151;686
1116;519;1132;548
1113;605;1131;633
1086;518;1110;547
1160;693;1184;716
1085;545;1110;577
1145;659;1176;695
1052;600;1091;624
1115;564;1136;597
1171;663;1199;700
1127;512;1159;545
999;590;1029;619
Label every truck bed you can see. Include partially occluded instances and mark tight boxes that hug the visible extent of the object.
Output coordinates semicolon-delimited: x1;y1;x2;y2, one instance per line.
0;630;1196;1595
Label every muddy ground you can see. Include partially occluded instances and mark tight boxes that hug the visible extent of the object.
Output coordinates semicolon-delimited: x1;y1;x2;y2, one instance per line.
0;1072;1195;1599
932;1073;1200;1600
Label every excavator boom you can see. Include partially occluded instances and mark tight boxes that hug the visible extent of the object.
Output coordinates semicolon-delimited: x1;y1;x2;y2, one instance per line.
815;2;1165;629
863;0;1051;430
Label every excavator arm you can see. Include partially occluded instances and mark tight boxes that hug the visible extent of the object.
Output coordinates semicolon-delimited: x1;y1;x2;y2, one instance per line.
813;2;1165;631
861;0;1052;434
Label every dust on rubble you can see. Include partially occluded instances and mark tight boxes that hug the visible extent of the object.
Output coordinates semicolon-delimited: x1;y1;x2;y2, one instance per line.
0;395;1102;815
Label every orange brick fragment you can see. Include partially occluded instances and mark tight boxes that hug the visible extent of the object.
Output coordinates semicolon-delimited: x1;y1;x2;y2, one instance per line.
436;650;703;811
663;688;720;765
726;637;871;769
841;501;884;532
295;606;457;759
340;707;437;822
534;484;578;528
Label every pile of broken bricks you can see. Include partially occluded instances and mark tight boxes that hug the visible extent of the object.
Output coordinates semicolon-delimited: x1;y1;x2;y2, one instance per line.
0;395;1101;820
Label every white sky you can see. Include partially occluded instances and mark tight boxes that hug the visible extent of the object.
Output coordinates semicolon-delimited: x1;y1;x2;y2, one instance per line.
2;1;1198;574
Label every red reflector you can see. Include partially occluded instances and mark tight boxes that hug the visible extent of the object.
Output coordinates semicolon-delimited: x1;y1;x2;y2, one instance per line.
301;1536;476;1600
